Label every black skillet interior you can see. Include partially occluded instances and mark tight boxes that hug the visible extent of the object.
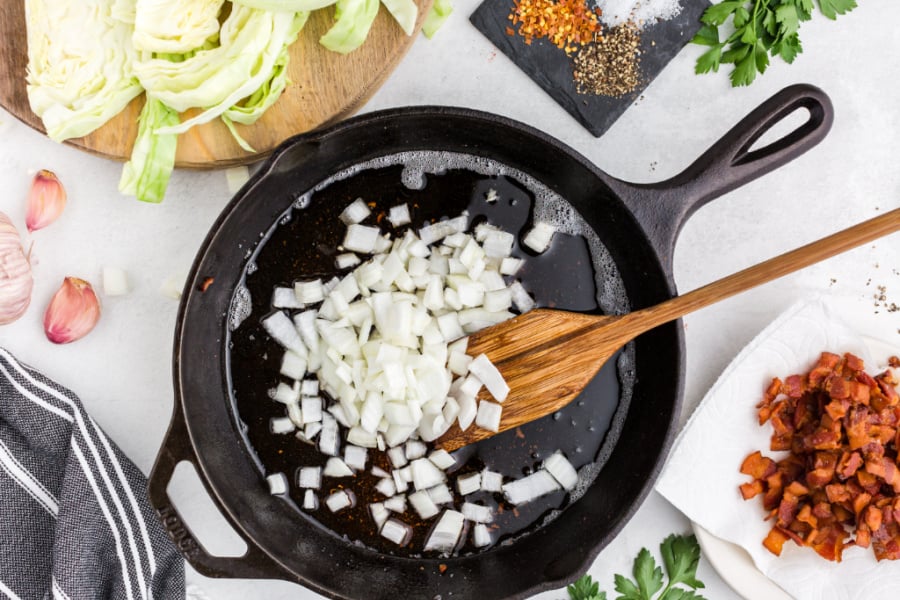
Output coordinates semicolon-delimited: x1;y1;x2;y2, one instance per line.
149;85;833;599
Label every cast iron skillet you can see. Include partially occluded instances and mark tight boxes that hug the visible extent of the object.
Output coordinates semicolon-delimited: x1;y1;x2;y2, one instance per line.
149;84;832;599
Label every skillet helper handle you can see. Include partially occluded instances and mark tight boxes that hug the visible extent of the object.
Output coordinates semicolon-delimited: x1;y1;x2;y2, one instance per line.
612;84;834;271
148;412;286;580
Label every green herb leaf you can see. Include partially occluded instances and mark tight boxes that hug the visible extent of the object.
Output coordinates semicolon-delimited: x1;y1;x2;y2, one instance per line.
659;535;704;591
568;574;606;600
775;3;801;35
701;0;745;26
660;589;708;600
613;574;642;600
691;23;721;46
633;548;664;600
817;0;857;20
695;45;723;73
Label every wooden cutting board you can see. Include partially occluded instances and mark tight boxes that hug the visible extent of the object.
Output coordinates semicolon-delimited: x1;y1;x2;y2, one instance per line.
0;1;431;168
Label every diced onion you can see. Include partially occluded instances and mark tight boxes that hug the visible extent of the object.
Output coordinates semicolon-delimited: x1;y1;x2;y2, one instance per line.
280;351;307;380
428;449;455;470
262;312;307;357
522;221;557;254
294;279;325;305
297;466;322;489
468;354;509;402
480;469;503;492
344;445;368;471
456;472;481;496
475;401;502;433
269;417;295;435
340;198;371;225
410;458;446;491
502;470;560;505
380;518;412;545
370;502;389;528
472;523;492;547
543;451;579;491
409;490;440;519
102;267;130;297
372;466;390;478
303;489;319;511
376;477;397;498
326;490;355;513
425;510;465;553
273;286;304;309
427;483;454;505
384;495;407;513
323;457;354;478
267;473;288;496
388;203;411;227
405;440;427;460
343;224;380;253
461;502;493;523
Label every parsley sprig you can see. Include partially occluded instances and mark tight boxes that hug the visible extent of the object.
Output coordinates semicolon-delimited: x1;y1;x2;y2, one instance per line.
566;534;706;600
692;0;858;86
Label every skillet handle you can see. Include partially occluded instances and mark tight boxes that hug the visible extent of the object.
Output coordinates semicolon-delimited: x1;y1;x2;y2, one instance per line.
609;83;833;274
148;409;288;580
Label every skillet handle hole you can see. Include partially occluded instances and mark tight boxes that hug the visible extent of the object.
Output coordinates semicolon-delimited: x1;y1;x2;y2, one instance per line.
167;461;248;558
743;106;812;159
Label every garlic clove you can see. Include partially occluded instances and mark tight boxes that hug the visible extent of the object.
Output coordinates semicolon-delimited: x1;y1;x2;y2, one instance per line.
44;277;101;344
0;212;33;325
26;169;67;233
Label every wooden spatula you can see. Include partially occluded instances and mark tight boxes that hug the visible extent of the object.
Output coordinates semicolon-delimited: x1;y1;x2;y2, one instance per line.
436;208;900;452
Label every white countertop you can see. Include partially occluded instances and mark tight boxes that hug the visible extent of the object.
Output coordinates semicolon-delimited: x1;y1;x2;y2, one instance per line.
1;1;899;599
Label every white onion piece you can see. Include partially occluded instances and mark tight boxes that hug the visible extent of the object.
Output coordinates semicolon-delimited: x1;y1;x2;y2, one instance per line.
272;287;304;309
262;312;307;357
399;466;413;482
271;381;300;405
500;257;524;276
269;417;295;435
297;467;322;489
388;203;411;227
266;473;288;496
459;374;483;398
347;426;377;448
543;451;579;491
410;458;445;491
427;483;454;506
370;502;389;528
425;510;465;553
509;281;535;313
472;523;492;548
301;379;319;396
294;279;325;304
301;396;322;423
384;495;407;513
318;414;340;456
375;477;397;498
344;445;368;471
523;221;557;253
339;198;371;225
372;466;390;478
461;502;493;523
304;422;322;440
483;289;512;313
502;470;560;505
380;518;412;545
456;472;481;496
287;402;304;428
456;394;477;432
102;267;129;297
475;401;502;433
323;457;354;478
405;440;427;460
387;446;408;468
468;354;509;402
408;490;440;519
280;351;307;380
303;489;318;511
325;490;354;513
392;469;409;494
480;469;503;492
344;224;380;253
428;449;455;470
336;252;361;269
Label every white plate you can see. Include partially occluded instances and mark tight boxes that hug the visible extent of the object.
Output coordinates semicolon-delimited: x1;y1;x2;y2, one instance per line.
690;335;899;600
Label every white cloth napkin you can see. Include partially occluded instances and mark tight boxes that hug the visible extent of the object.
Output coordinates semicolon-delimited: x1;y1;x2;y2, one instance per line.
656;296;900;600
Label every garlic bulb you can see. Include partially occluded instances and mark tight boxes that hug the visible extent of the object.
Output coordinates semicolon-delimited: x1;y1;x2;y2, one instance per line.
0;212;33;325
44;277;101;344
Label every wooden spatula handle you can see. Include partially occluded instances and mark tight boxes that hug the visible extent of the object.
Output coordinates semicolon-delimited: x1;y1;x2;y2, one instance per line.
619;207;900;337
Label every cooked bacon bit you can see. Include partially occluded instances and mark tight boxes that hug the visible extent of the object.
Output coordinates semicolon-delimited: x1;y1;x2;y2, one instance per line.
889;356;899;368
742;351;900;562
763;527;791;555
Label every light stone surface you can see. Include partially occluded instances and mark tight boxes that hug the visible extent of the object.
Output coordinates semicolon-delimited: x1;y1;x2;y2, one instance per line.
1;1;898;598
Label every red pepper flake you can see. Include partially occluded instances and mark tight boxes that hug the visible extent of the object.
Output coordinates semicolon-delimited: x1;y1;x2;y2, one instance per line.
198;277;215;292
507;0;603;55
438;563;448;574
515;427;525;439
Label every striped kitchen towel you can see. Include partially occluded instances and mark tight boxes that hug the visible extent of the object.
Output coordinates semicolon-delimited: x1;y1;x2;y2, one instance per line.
0;348;184;600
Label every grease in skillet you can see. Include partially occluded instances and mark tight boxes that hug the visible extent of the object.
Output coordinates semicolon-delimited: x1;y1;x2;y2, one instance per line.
228;153;635;557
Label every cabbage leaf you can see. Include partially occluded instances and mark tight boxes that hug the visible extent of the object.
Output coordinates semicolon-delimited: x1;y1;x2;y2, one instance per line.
133;0;226;53
423;0;451;38
380;0;417;36
119;96;179;203
25;0;143;141
319;0;380;54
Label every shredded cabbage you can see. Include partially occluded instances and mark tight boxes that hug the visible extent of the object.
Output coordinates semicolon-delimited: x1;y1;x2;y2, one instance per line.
133;0;226;53
25;0;143;141
379;0;417;35
231;0;336;9
319;0;380;54
423;0;451;38
119;97;179;203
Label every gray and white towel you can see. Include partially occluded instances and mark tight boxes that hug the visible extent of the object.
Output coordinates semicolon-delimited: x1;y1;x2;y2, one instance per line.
0;347;184;600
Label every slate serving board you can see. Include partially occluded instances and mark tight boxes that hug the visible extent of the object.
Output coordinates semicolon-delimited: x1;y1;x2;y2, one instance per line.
471;0;710;137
